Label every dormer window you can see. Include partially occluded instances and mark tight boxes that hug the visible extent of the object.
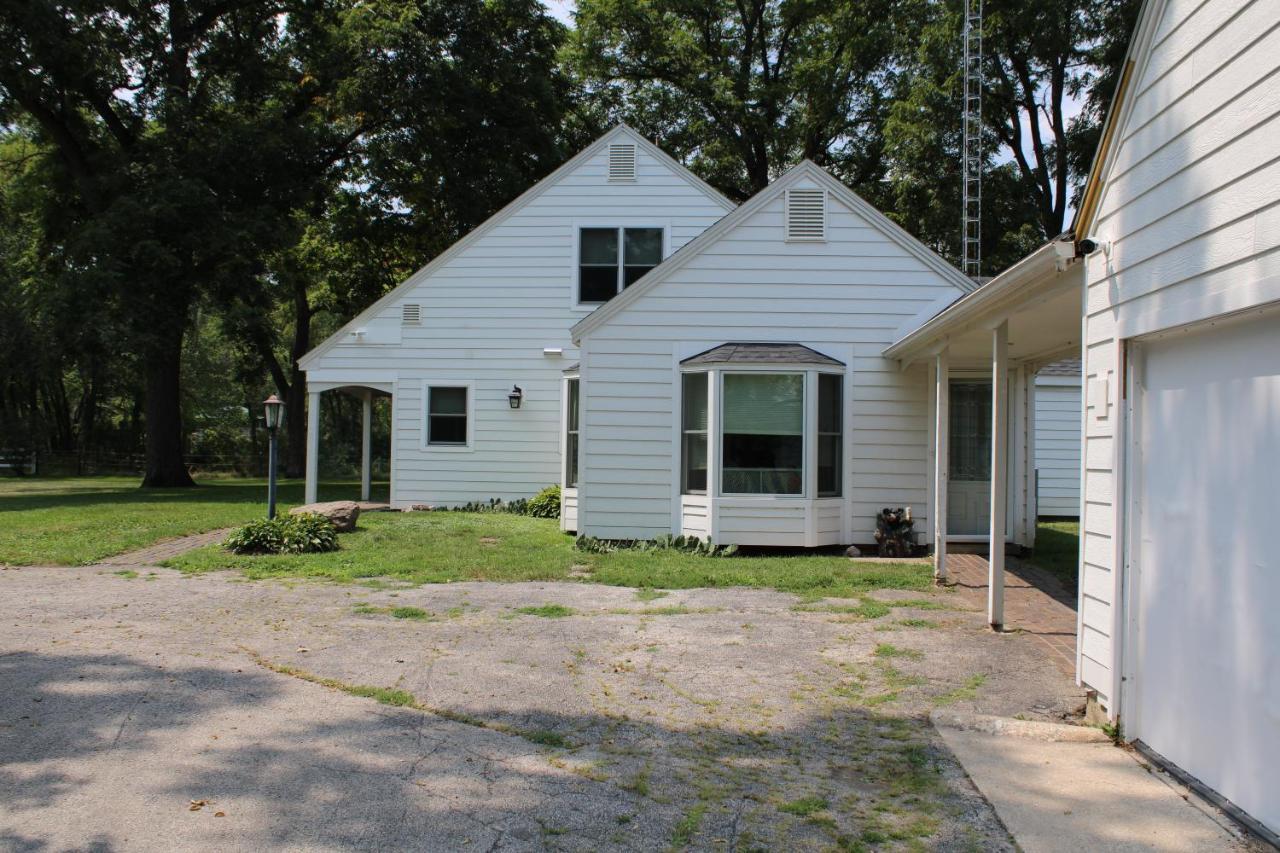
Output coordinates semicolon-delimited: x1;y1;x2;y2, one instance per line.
579;227;664;303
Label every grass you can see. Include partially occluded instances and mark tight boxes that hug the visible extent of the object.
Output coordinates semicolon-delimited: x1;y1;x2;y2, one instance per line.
1028;520;1079;591
778;795;829;817
0;476;387;565
168;510;931;597
933;674;987;706
515;604;575;618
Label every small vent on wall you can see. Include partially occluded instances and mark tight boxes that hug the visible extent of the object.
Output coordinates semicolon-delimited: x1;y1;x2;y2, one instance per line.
401;303;421;325
785;189;826;241
607;143;636;181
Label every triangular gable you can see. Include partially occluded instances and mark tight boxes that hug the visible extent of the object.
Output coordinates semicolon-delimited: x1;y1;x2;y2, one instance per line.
299;125;736;370
571;160;976;343
1072;0;1166;237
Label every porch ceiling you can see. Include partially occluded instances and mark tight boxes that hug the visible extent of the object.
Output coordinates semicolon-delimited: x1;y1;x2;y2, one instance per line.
884;240;1084;369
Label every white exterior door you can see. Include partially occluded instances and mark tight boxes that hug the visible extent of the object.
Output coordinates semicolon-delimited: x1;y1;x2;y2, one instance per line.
948;380;991;535
1129;312;1280;834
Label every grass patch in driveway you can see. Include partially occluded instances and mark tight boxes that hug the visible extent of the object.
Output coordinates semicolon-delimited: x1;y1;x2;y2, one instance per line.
165;511;932;597
515;604;575;618
778;795;829;816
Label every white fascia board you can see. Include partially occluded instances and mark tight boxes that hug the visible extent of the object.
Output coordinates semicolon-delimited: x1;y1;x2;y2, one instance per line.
572;160;973;344
298;125;734;371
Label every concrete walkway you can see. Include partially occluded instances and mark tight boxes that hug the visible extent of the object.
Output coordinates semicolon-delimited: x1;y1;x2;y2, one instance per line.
935;720;1254;852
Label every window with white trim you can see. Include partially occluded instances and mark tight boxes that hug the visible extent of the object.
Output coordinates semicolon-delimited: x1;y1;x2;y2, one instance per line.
565;378;580;488
427;386;468;446
722;373;804;495
817;373;842;497
681;373;708;493
578;227;663;303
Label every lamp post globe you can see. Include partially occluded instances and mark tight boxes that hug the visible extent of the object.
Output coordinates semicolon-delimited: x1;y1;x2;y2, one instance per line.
263;395;284;519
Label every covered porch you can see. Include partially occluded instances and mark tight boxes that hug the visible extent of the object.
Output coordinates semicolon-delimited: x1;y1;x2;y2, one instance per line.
884;239;1084;631
302;377;394;506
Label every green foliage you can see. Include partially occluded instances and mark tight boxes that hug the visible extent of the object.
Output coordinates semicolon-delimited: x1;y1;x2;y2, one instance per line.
515;604;575;618
574;533;738;558
778;796;829;817
225;512;338;555
526;484;562;519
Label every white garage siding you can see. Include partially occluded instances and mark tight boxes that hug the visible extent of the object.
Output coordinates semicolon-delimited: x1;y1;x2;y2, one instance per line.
300;127;733;507
1079;0;1280;721
1033;369;1081;518
575;166;970;542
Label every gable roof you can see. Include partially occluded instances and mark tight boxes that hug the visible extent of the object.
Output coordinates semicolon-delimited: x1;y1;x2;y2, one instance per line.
681;342;844;367
299;125;736;370
571;160;976;344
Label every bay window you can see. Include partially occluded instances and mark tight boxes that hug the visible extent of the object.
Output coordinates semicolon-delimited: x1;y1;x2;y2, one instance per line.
817;373;842;497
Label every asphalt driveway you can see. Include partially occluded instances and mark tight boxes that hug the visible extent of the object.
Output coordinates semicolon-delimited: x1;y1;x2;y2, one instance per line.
0;564;1083;851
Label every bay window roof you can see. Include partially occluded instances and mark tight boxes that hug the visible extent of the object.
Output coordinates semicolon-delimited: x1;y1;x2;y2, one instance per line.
680;342;844;368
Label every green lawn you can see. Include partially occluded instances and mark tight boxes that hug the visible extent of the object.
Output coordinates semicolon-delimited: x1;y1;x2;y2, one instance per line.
168;511;933;599
1029;520;1080;591
0;476;386;566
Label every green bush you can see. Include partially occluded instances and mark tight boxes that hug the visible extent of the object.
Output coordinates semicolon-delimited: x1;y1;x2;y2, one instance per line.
526;484;561;519
225;512;338;555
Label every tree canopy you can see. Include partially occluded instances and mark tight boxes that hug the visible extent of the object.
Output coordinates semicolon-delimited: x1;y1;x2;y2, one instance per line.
0;0;1136;484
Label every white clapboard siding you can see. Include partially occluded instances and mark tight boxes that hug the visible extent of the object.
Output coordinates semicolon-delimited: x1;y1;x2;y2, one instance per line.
1079;0;1280;710
302;127;732;506
1033;374;1081;517
578;169;968;542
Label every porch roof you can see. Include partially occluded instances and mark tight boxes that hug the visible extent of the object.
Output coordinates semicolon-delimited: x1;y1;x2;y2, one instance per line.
883;239;1084;370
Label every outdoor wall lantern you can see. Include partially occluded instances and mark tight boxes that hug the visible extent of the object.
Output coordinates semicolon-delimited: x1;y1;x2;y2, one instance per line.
263;394;284;519
508;385;524;409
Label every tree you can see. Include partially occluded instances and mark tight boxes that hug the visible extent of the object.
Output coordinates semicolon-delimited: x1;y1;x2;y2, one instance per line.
567;0;911;202
883;0;1139;273
0;0;369;485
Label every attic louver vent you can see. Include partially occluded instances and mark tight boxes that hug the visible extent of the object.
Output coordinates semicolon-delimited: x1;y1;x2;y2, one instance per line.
607;143;636;181
401;303;421;325
785;189;826;241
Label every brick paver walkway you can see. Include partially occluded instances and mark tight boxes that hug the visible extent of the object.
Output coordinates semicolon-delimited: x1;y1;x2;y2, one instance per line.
945;553;1078;677
96;528;232;567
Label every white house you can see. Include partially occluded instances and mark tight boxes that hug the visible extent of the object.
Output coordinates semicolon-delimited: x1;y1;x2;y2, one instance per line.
297;125;735;507
302;5;1280;830
886;0;1280;837
567;161;999;547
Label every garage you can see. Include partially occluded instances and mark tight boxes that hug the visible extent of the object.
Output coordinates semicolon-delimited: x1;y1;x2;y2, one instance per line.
1128;309;1280;834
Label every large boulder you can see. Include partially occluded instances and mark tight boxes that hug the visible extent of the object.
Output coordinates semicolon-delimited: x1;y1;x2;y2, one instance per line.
290;500;360;533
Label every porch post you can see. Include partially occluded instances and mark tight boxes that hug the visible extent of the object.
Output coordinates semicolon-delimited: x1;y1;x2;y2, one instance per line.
933;348;950;581
989;321;1009;630
360;392;372;503
305;389;321;505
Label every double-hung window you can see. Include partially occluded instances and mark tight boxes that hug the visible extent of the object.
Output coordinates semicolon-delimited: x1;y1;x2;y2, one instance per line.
578;227;663;303
565;378;580;488
427;386;468;446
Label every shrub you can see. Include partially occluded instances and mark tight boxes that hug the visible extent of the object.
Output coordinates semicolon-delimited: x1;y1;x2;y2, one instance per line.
526;484;561;519
225;512;338;555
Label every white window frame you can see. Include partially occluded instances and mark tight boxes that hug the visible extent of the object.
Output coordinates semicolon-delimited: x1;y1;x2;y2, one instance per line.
676;364;845;500
421;380;475;452
570;220;670;310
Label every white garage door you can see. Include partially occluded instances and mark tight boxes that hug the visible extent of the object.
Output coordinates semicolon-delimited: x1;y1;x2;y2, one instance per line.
1131;310;1280;835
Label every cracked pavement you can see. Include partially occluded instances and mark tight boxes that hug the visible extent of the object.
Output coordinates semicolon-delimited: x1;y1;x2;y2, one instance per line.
0;565;1084;851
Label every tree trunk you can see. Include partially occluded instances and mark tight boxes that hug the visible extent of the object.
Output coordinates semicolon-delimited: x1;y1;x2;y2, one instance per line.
283;280;312;478
141;328;195;487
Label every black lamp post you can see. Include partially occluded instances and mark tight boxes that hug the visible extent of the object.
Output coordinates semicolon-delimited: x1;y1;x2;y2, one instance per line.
263;394;284;519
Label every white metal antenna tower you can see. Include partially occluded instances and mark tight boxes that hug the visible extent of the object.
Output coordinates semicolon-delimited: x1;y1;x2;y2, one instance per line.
961;0;983;278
